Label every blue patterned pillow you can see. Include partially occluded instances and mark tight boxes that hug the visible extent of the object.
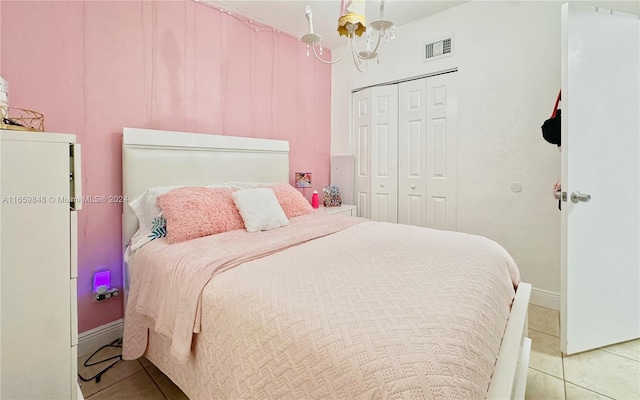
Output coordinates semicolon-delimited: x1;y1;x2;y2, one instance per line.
147;215;167;241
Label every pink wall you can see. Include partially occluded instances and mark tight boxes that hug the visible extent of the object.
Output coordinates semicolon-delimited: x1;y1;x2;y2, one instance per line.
1;0;331;333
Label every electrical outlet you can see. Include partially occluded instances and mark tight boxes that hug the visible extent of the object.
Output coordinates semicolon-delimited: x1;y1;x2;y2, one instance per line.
95;287;120;302
93;270;117;302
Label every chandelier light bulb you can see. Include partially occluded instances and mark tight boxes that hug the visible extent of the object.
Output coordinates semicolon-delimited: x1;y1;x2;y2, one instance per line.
305;5;315;34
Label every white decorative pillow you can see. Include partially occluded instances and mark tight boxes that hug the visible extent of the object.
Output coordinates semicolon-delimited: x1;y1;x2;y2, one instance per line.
128;185;182;251
231;188;289;233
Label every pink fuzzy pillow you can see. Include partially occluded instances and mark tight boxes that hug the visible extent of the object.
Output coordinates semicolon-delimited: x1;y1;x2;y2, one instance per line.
157;187;245;244
270;183;314;218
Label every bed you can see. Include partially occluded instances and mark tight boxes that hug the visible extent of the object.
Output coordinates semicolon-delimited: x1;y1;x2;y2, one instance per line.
121;127;532;400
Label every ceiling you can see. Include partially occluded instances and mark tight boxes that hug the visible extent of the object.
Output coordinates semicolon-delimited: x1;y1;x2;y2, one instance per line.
200;1;468;49
199;0;640;49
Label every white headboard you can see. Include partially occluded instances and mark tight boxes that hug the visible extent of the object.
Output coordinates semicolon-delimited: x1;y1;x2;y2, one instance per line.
122;128;290;247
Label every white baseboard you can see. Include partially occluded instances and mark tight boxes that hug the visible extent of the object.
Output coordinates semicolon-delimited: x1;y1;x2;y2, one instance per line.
530;287;560;311
78;319;124;357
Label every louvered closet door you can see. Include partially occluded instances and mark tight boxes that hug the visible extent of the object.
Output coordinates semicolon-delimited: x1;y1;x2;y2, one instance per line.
398;74;457;230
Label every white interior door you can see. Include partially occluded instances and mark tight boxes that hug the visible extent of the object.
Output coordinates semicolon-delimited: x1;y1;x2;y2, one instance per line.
560;3;640;355
398;79;427;226
398;74;457;229
370;85;398;223
424;74;457;230
353;89;372;219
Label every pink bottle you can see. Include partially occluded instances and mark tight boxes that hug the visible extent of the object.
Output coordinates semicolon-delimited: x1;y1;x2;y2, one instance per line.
311;190;319;209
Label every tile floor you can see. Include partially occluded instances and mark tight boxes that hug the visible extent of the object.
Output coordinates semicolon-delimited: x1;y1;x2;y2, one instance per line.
78;345;187;400
525;305;640;400
78;305;640;399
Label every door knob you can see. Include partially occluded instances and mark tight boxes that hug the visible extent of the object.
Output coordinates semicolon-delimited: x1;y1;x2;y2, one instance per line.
380;182;385;187
571;191;591;203
411;184;416;189
554;191;567;201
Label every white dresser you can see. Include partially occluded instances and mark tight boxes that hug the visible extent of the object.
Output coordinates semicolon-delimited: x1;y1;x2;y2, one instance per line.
0;130;81;399
315;204;357;216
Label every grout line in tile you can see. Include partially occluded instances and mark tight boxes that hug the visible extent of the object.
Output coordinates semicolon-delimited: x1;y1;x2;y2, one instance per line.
564;380;617;399
561;347;566;378
531;361;616;400
80;358;139;399
84;370;156;400
81;374;127;400
143;366;169;400
562;352;567;400
528;326;560;338
528;366;564;381
598;347;640;363
83;383;112;399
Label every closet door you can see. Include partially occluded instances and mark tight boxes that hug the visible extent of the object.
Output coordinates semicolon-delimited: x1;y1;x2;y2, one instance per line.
370;85;398;223
424;74;457;230
398;79;427;226
352;86;398;222
352;89;372;218
398;74;457;230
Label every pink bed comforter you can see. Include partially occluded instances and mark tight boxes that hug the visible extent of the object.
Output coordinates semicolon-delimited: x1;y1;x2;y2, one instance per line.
123;214;520;399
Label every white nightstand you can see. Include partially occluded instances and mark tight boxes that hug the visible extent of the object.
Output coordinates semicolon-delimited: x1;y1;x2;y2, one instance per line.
315;204;357;216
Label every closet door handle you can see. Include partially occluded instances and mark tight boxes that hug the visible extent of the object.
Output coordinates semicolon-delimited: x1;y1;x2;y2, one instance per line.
411;184;416;189
380;182;385;187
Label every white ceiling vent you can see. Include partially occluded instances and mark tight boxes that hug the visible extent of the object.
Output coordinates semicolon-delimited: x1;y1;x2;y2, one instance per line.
424;36;454;62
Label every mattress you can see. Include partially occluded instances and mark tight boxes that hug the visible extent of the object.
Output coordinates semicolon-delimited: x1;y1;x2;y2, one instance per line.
123;213;520;399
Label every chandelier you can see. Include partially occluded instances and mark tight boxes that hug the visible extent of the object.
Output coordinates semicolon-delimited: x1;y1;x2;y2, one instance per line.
302;0;395;72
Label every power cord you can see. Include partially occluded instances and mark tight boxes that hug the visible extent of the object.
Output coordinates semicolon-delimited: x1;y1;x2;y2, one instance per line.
77;338;123;384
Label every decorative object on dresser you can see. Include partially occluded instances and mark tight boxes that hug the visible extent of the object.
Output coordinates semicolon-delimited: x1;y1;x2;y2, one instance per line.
322;185;342;207
0;76;7;119
0;79;45;132
1;129;81;399
0;107;45;132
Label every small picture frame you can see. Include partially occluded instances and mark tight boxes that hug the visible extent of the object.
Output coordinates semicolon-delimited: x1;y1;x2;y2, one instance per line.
294;172;312;188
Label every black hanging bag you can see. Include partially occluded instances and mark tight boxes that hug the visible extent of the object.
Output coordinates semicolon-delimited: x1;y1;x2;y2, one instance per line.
541;90;562;147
